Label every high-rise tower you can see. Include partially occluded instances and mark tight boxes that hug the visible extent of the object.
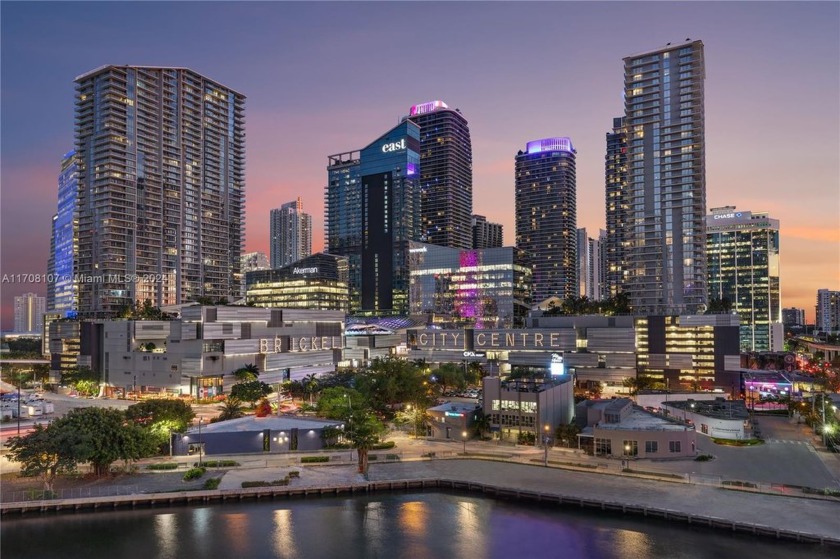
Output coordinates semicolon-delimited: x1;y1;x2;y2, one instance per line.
623;40;706;314
326;120;421;314
74;66;245;316
270;198;312;268
604;117;628;299
405;100;473;249
47;150;79;316
706;207;781;351
515;137;577;303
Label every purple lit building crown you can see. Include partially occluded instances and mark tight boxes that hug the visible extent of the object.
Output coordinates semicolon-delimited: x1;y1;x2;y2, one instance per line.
409;100;448;116
526;137;575;155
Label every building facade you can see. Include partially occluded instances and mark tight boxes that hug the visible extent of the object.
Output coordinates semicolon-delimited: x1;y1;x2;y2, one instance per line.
246;253;349;311
74;66;245;316
706;207;781;351
635;314;741;390
408;242;532;329
482;375;575;442
405;100;473;249
662;399;750;440
577;228;602;301
604;117;628;300
515;137;577;304
781;307;806;328
47;150;78;316
14;293;46;333
95;306;344;397
270;198;312;269
240;251;269;298
816;289;840;334
326;120;421;315
624;40;707;315
471;215;503;249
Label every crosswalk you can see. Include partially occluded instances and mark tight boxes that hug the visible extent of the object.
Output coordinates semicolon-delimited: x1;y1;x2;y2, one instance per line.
765;439;809;445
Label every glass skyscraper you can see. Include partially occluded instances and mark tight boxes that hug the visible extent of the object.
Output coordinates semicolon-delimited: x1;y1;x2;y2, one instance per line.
48;149;78;316
515;137;577;304
604;116;628;299
706;207;781;351
270;198;312;269
74;66;245;316
405;100;473;249
326;120;421;314
623;40;707;314
408;242;531;329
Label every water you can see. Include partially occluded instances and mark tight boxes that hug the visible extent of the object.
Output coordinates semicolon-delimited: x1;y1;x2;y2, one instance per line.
1;491;834;559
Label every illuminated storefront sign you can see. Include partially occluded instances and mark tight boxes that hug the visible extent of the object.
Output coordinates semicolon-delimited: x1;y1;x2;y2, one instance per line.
259;336;343;353
713;212;743;220
293;267;318;274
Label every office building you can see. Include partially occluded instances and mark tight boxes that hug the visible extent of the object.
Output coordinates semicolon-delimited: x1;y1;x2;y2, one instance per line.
246;253;349;311
706;207;781;351
604;117;628;299
483;375;575;442
239;251;269;298
781;308;805;328
405;100;473;249
14;293;46;334
472;215;503;249
270;198;312;269
816;289;840;334
515;137;577;304
74;66;245;316
326;120;421;314
577;228;602;301
408;242;532;329
47;150;79;316
635;314;741;390
624;40;707;314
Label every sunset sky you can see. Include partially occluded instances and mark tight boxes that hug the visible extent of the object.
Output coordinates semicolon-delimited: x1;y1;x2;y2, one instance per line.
1;1;838;329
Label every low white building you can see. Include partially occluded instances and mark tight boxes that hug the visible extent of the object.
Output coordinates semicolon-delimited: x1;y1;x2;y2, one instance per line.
661;399;751;440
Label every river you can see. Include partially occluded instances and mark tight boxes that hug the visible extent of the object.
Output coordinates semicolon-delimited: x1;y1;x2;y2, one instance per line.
1;491;834;558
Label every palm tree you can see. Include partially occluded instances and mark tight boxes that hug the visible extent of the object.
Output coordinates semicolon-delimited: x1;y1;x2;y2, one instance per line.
233;363;260;383
303;373;319;405
217;398;246;421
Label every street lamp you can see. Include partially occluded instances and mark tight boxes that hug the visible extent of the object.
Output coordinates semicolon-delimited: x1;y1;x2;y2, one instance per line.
543;424;551;467
197;417;203;467
345;393;354;461
462;430;468;454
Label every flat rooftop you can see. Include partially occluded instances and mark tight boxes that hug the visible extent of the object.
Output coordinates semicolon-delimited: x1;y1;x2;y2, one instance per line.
664;400;750;421
597;406;691;432
187;415;343;434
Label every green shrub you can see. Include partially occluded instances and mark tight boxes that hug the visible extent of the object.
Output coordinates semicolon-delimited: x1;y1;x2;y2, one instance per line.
385;454;400;461
195;460;240;468
147;463;179;470
368;455;379;461
183;467;206;481
694;454;714;462
371;441;395;450
242;481;269;488
301;456;329;463
203;478;221;490
271;478;289;486
288;471;300;478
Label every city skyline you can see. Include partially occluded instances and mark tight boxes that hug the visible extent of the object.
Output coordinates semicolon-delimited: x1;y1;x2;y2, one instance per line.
1;2;838;327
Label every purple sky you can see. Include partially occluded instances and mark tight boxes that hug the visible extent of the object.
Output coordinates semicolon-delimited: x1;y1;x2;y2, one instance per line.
1;1;838;329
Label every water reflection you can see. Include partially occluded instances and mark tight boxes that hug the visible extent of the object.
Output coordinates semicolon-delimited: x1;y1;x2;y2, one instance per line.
153;513;177;559
222;512;250;555
272;509;298;559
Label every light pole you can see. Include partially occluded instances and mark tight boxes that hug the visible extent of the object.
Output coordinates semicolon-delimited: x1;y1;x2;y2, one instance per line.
345;393;353;461
197;417;203;467
543;424;550;467
462;431;468;454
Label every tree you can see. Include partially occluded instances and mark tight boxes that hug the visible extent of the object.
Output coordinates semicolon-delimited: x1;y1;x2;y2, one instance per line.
233;363;260;383
302;373;320;405
126;399;195;452
555;423;581;448
255;398;273;417
230;380;272;407
316;387;365;420
433;363;467;394
217;398;246;421
6;424;76;493
622;375;655;396
346;410;386;475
